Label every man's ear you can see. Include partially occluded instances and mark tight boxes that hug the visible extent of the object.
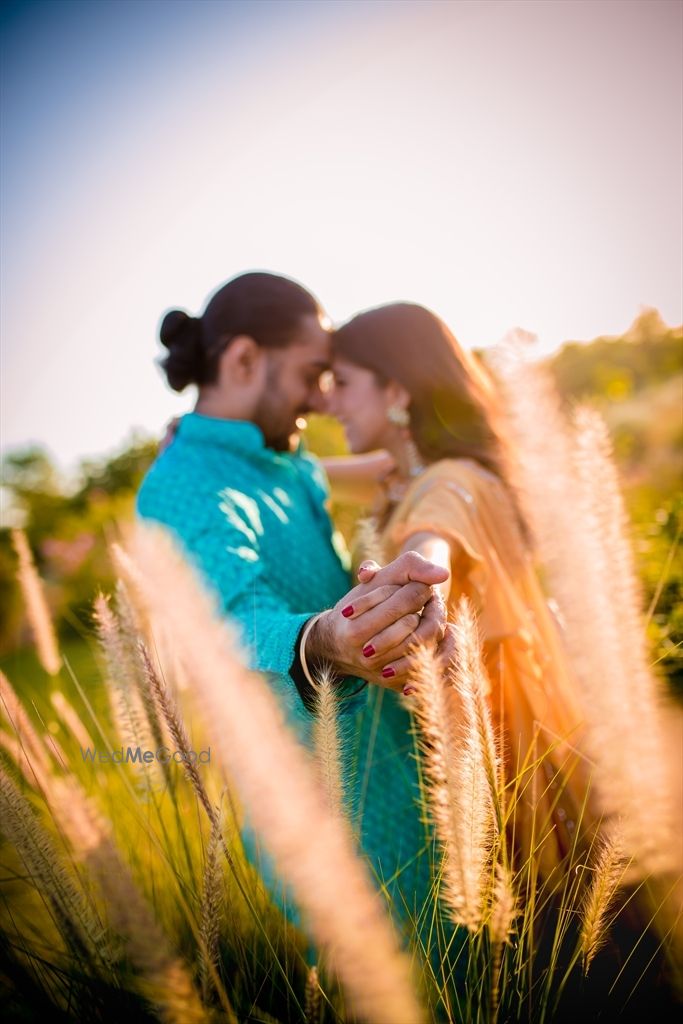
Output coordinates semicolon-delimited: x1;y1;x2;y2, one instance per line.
218;334;264;385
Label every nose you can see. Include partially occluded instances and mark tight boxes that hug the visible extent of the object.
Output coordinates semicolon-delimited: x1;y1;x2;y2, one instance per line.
307;383;328;415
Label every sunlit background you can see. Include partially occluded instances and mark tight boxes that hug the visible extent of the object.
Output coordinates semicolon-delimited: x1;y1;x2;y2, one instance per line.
1;0;681;470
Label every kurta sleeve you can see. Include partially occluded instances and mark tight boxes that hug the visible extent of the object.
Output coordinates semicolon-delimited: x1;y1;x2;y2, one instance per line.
139;487;365;730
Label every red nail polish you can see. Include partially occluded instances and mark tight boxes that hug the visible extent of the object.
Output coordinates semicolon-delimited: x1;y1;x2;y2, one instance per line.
341;605;354;618
382;666;396;678
362;644;375;658
403;685;416;696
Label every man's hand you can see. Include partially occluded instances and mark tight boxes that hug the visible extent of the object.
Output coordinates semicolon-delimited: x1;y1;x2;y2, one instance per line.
159;416;180;454
305;551;450;691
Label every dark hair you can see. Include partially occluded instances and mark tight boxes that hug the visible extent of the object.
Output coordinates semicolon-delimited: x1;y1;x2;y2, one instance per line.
159;271;321;392
333;303;505;471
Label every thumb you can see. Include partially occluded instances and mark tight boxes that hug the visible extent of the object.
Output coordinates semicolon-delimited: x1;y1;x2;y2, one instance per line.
357;559;381;583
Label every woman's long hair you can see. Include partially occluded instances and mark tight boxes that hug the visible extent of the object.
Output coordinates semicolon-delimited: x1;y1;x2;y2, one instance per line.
333;302;530;540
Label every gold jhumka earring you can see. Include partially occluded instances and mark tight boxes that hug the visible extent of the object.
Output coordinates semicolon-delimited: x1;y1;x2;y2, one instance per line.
386;404;425;479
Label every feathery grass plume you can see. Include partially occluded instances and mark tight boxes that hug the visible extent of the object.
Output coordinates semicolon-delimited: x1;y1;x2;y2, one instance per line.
580;830;626;972
113;524;425;1024
50;690;95;755
0;669;52;782
0;729;53;796
571;407;675;874
0;765;114;967
115;580;169;754
305;964;321;1024
92;593;163;791
450;600;500;918
489;338;674;875
198;806;224;1003
354;515;388;566
410;605;497;932
312;663;346;819
11;529;62;676
137;641;214;819
485;335;598;686
47;774;211;1024
488;863;517;1024
452;599;503;834
137;641;244;898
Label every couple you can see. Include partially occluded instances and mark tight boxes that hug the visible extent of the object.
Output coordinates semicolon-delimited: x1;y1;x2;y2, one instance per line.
137;271;589;948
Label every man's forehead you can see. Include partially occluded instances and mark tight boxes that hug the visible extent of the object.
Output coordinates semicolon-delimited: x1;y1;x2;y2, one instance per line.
290;315;332;365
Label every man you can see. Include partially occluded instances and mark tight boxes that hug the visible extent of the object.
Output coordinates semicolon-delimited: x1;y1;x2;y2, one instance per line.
136;270;451;947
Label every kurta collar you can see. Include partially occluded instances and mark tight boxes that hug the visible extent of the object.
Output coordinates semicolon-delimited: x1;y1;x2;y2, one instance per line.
177;413;306;462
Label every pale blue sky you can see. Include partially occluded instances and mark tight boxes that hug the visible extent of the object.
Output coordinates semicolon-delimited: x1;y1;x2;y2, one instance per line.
1;0;681;470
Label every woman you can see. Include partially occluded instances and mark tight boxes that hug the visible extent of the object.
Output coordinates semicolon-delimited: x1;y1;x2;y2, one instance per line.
325;302;596;877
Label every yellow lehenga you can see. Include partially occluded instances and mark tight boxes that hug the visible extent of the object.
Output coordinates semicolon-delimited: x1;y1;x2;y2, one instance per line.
378;457;597;877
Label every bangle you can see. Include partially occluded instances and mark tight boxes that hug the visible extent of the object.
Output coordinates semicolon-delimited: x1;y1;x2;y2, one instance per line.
299;613;324;691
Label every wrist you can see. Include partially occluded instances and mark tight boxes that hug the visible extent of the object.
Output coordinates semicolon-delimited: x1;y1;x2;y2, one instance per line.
306;609;336;667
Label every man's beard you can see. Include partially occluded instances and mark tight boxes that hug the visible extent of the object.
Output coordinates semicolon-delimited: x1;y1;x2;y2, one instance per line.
253;361;300;452
270;430;298;453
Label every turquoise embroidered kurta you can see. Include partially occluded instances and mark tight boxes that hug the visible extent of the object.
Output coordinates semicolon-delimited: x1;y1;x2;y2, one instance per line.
136;413;456;968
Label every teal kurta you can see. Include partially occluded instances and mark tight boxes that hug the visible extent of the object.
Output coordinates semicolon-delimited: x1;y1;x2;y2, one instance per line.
136;413;448;962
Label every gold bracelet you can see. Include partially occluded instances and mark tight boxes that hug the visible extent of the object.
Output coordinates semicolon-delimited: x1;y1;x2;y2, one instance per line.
299;612;324;691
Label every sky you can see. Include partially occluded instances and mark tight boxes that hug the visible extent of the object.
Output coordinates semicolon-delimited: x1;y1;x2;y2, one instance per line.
1;0;681;471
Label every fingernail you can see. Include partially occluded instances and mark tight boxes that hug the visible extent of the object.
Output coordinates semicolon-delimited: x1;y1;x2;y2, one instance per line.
341;605;354;618
382;666;396;678
403;685;416;696
362;644;375;658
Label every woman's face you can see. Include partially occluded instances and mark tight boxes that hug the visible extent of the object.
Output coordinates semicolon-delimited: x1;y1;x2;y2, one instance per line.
326;358;396;453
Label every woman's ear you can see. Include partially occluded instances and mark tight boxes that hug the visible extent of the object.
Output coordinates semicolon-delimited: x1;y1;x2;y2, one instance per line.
384;379;411;412
218;334;264;385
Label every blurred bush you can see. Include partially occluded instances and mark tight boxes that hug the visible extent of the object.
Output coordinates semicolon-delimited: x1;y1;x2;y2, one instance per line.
0;436;158;653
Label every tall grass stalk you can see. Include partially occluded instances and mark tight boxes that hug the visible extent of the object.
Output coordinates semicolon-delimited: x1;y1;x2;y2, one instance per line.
312;662;346;819
11;529;62;676
579;831;627;973
491;338;676;876
488;863;517;1024
0;765;112;968
50;690;95;755
47;773;212;1024
0;669;53;782
198;805;224;1003
92;592;164;793
410;603;497;933
571;407;675;874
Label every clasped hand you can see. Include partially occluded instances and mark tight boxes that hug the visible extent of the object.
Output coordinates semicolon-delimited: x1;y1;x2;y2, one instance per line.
310;551;452;692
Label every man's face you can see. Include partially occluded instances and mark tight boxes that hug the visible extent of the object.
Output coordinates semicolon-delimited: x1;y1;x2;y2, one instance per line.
252;314;332;451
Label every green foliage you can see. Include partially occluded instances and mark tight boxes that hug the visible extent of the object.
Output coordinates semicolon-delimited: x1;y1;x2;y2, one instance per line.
628;488;683;694
551;308;682;401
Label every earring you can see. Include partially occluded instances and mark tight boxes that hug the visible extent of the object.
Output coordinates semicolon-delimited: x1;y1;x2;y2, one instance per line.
405;436;425;477
386;405;424;478
387;404;410;427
